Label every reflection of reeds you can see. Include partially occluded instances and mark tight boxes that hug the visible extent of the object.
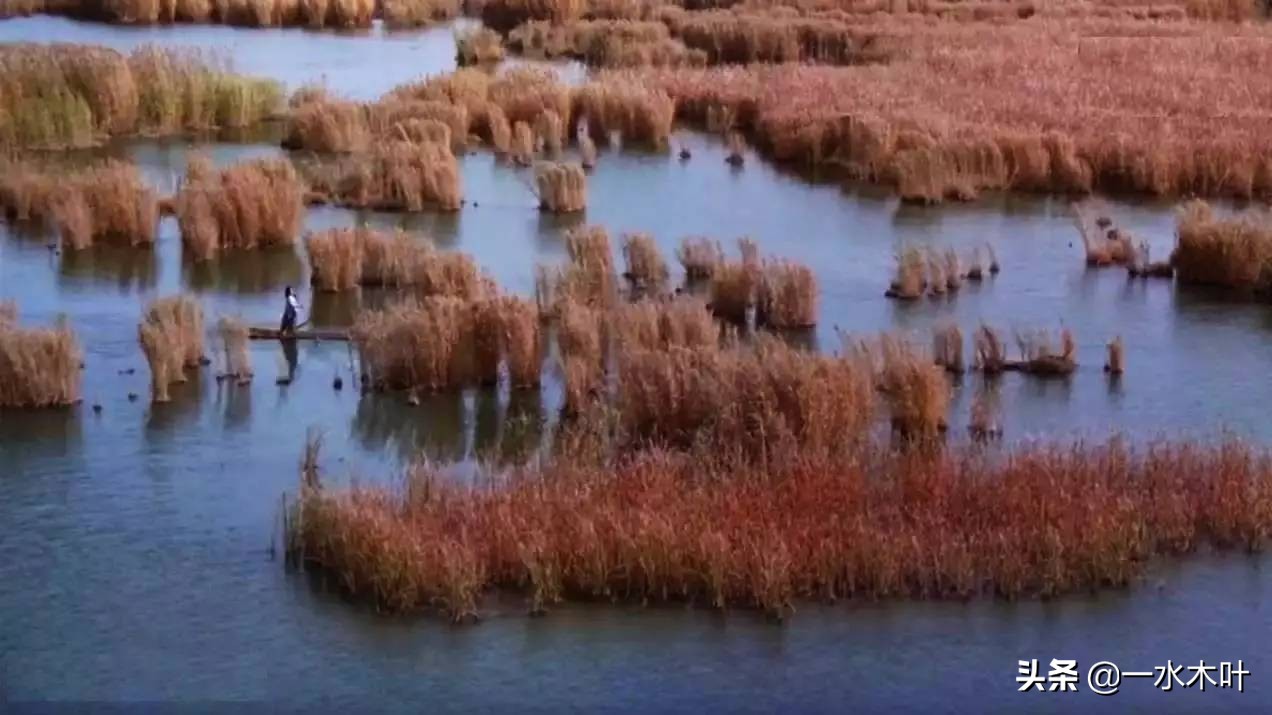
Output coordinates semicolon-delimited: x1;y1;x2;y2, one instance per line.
0;304;82;408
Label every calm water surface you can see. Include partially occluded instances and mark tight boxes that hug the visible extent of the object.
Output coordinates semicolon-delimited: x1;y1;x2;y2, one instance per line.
2;17;1271;711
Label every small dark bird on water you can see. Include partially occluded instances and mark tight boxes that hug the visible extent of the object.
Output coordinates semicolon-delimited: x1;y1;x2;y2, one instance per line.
127;392;138;402
333;375;343;391
118;367;135;375
92;403;102;414
679;147;691;160
198;356;211;366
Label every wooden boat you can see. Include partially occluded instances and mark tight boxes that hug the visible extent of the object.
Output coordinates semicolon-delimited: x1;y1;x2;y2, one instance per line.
248;327;350;341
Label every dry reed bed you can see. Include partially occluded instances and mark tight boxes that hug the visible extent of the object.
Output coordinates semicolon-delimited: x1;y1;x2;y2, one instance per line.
138;295;204;402
176;154;303;261
301;139;463;212
1174;200;1272;294
625;17;1272;202
306;227;485;297
0;303;82;408
288;434;1272;620
0;44;281;151
0;159;157;250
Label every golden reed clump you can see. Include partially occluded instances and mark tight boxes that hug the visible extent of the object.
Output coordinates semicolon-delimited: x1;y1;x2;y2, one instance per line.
556;298;604;415
510;121;535;166
456;27;506;66
0;160;157;250
353;293;539;393
534;162;587;213
871;334;950;439
54;161;157;251
1174;199;1272;294
611;297;717;354
0;303;83;408
138;295;204;403
534;108;564;156
176;154;303;261
621;232;670;291
218;316;252;382
284;98;468;153
303;139;462;212
306;228;484;298
676;235;724;281
573;79;675;148
757;259;817;329
0;45;280;152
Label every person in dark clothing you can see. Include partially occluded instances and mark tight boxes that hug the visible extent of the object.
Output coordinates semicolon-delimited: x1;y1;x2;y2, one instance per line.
280;286;302;335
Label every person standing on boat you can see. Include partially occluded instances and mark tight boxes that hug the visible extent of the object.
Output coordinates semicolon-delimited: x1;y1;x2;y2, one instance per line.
280;286;302;335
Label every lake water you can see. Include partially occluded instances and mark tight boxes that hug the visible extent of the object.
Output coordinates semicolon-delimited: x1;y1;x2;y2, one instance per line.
2;15;1271;710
